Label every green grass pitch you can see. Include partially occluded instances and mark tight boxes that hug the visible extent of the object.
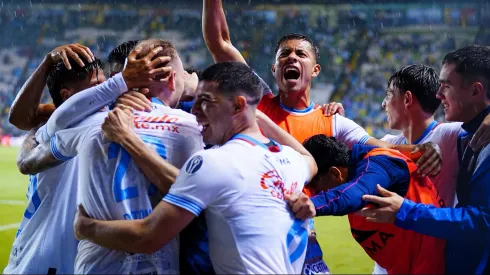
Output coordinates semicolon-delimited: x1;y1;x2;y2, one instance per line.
0;147;373;273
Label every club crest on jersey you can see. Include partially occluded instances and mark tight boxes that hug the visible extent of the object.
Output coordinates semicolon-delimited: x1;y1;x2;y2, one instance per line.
186;155;203;174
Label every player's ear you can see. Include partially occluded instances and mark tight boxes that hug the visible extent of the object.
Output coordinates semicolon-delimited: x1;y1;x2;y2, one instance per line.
405;90;413;107
271;64;276;75
167;71;176;92
328;166;344;186
312;63;321;78
233;96;247;114
60;88;72;102
472;81;484;97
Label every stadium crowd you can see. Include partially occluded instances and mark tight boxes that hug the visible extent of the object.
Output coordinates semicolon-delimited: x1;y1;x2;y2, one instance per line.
2;0;490;275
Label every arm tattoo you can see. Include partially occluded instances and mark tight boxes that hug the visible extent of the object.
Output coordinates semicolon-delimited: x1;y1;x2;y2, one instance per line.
17;127;64;175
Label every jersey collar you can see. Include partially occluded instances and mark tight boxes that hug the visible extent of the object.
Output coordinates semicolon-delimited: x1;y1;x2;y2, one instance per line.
279;101;315;114
229;133;282;152
151;97;166;106
403;120;438;145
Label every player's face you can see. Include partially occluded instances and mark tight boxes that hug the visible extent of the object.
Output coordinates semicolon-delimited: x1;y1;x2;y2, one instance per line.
273;39;320;94
311;166;349;191
61;69;106;102
437;63;473;122
192;81;235;145
382;83;406;130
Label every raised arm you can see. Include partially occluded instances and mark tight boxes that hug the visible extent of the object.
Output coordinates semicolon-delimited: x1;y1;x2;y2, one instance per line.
203;0;246;64
9;44;94;130
256;110;318;181
36;46;172;143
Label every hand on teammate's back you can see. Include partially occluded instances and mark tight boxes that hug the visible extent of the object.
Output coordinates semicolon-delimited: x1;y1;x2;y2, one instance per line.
115;91;153;112
411;142;442;177
320;102;345;117
121;46;173;90
73;204;90;241
102;107;135;144
469;113;490;151
47;43;95;70
358;184;404;223
285;192;316;220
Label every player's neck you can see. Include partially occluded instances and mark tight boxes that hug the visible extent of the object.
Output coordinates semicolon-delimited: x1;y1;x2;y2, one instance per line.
278;89;311;110
402;114;435;144
224;114;269;144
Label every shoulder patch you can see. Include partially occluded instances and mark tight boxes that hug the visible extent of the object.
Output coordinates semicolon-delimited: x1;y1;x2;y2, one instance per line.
185;155;204;174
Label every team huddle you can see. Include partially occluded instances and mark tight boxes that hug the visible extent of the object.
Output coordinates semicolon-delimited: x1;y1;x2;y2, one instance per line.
4;0;490;274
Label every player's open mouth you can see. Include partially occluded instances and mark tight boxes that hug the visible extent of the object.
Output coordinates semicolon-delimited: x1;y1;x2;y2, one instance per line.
443;103;449;110
199;123;209;133
284;66;300;80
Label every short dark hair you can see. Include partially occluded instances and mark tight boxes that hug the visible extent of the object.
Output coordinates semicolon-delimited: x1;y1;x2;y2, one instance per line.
200;62;262;105
46;56;103;107
303;135;350;177
185;66;202;80
275;33;320;62
107;40;139;64
136;39;178;60
388;64;441;114
442;45;490;98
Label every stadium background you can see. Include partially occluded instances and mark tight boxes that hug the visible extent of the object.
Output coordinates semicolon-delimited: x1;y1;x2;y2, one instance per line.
0;0;488;272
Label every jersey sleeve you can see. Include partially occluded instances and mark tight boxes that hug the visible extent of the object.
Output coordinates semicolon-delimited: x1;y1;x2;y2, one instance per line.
380;133;402;143
312;155;410;216
332;114;371;148
163;151;244;216
37;73;127;142
435;122;463;148
49;114;105;161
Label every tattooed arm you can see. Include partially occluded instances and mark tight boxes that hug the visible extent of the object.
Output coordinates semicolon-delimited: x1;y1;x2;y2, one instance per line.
17;127;63;175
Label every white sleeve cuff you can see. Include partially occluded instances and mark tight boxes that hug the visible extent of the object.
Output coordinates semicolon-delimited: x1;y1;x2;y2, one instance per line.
358;135;371;145
50;136;71;161
163;193;203;216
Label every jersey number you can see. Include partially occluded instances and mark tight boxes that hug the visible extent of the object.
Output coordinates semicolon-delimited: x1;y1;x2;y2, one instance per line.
108;135;167;202
24;175;41;219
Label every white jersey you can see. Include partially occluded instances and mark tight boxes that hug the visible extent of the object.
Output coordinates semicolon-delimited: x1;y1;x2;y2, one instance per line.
381;121;462;206
332;114;372;148
4;155;79;274
50;101;204;274
164;134;310;274
374;121;462;275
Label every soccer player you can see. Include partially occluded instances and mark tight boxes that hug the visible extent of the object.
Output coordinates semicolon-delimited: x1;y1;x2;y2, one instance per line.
4;44;103;274
202;1;442;273
303;134;445;274
74;61;317;274
16;39;195;274
358;45;490;275
372;64;490;274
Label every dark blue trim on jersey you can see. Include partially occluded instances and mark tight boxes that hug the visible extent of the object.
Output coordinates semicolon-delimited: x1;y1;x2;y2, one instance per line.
179;100;195;113
402;120;438;145
358;135;371;145
50;136;71;161
230;134;283;151
163;193;203;216
151;97;165;106
279;101;315;113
